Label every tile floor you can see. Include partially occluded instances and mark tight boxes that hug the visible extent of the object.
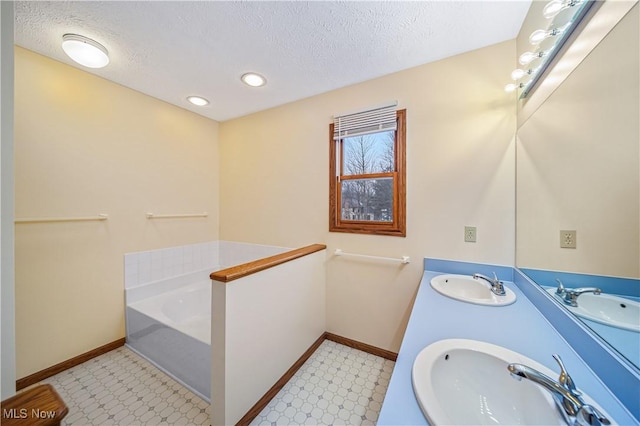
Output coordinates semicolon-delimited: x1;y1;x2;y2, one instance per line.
32;340;394;425
251;340;395;426
35;347;210;425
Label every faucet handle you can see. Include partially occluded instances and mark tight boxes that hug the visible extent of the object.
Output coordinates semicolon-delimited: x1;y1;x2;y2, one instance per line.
556;278;565;295
573;287;602;296
552;354;581;396
576;404;611;426
492;272;499;282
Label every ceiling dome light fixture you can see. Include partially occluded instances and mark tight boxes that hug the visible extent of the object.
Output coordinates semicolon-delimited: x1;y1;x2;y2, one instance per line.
61;34;109;68
241;72;266;87
187;96;209;106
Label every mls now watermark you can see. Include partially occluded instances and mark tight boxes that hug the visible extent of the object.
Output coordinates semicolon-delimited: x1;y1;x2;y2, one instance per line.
3;408;57;419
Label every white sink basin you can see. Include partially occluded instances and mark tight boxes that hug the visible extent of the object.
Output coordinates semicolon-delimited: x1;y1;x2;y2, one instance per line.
430;274;516;306
547;288;640;332
412;339;611;425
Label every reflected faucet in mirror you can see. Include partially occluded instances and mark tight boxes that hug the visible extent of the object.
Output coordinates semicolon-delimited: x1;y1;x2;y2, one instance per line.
556;279;602;307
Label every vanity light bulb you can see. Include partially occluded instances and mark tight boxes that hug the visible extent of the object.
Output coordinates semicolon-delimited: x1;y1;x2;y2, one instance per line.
511;69;527;81
529;29;555;45
519;51;543;65
543;0;565;19
543;0;580;19
529;29;548;45
504;82;525;93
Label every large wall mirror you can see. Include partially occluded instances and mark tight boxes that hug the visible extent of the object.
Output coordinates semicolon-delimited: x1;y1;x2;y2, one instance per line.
516;2;639;369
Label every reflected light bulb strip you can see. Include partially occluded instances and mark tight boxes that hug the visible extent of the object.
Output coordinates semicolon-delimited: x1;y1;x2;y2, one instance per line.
504;0;595;97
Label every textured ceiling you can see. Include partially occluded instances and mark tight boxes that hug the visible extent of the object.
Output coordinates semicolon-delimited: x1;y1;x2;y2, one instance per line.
15;1;531;122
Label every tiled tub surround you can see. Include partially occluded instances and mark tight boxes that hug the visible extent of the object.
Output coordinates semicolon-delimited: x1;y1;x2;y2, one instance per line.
124;241;289;401
378;259;638;425
124;241;289;290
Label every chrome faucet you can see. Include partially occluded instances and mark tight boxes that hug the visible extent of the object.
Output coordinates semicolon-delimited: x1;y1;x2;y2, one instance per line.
508;354;611;426
555;279;601;307
472;272;505;296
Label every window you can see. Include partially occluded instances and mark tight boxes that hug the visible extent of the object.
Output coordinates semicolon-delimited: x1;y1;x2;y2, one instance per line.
329;107;406;236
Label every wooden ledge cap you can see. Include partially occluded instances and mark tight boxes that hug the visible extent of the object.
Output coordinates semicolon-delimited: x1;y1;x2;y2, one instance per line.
210;243;326;283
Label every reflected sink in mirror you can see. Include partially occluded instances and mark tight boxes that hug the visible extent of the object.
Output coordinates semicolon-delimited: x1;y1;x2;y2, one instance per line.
430;274;516;306
546;288;640;333
412;339;613;425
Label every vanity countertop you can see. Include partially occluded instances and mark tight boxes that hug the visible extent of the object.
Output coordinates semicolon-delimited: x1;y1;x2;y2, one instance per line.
377;265;637;425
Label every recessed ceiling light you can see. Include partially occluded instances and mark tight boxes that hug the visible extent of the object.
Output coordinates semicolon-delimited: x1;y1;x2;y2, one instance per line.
187;96;209;106
241;72;266;87
61;34;109;68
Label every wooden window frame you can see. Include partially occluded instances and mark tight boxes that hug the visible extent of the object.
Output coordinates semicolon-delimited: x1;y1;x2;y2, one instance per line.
329;109;406;237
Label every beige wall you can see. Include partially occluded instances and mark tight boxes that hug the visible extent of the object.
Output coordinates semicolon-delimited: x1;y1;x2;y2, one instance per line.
219;40;516;352
15;36;516;374
14;47;220;377
516;5;639;278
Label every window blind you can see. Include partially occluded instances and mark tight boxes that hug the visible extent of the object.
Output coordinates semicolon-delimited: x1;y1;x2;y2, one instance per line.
333;102;397;140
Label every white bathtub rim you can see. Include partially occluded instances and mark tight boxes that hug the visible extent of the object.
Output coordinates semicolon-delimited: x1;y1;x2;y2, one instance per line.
125;267;220;305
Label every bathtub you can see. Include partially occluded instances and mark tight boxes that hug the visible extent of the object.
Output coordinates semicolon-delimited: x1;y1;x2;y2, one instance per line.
130;281;211;344
124;241;289;401
126;278;213;400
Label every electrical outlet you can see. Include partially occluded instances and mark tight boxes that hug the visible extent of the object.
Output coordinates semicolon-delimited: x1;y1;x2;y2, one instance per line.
464;226;477;243
560;230;577;249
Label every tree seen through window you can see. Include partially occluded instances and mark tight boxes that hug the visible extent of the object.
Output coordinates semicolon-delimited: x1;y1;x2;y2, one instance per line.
341;132;394;222
329;108;406;236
